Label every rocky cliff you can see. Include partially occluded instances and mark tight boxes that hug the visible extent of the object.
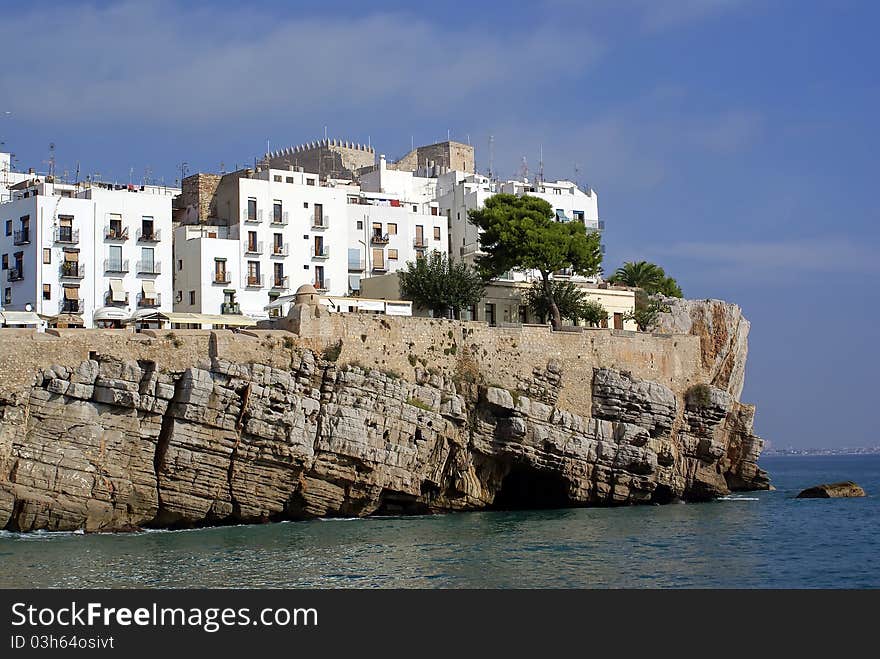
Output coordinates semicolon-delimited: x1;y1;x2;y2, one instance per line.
0;301;770;532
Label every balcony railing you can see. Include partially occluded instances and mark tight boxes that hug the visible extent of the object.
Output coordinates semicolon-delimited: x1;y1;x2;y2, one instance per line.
104;292;129;306
244;274;264;288
136;260;161;275
348;259;365;271
221;302;241;315
242;208;263;223
271;275;289;290
371;263;387;273
54;227;79;244
244;241;264;255
59;299;84;314
271;211;289;226
271;243;289;257
312;215;329;230
137;293;161;308
314;278;330;292
105;226;129;240
413;236;427;248
137;228;161;242
7;268;24;282
459;243;483;258
59;262;85;279
104;259;130;273
371;233;389;245
213;272;231;284
13;230;30;245
310;245;330;259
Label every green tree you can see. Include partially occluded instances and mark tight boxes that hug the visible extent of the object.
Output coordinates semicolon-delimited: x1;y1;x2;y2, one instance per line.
398;250;485;319
609;261;683;298
624;297;670;332
469;194;602;328
580;299;608;327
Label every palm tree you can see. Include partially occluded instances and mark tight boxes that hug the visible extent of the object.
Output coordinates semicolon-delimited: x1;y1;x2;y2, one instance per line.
608;261;665;292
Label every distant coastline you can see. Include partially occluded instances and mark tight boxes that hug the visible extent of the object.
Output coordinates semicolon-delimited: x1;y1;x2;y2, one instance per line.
763;447;880;457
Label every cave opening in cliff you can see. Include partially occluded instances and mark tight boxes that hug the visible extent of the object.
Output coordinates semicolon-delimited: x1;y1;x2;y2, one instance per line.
492;464;571;510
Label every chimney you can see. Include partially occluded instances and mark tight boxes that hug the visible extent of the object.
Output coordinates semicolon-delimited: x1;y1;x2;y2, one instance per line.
379;154;386;172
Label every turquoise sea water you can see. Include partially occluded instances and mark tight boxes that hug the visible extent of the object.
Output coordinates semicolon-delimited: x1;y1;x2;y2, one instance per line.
0;455;877;588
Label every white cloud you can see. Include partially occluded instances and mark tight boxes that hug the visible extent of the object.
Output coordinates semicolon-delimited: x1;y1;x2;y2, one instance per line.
0;2;604;126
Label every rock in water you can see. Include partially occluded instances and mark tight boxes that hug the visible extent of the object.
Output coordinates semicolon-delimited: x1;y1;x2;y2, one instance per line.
796;481;866;498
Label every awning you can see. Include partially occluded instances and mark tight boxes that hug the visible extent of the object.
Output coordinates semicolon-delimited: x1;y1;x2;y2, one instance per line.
142;280;156;296
63;251;79;262
0;310;42;326
93;306;129;322
109;279;125;302
163;312;257;327
49;313;84;327
63;286;79;300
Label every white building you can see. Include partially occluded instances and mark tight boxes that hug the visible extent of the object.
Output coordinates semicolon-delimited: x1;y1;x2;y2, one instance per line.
0;176;175;328
173;164;447;319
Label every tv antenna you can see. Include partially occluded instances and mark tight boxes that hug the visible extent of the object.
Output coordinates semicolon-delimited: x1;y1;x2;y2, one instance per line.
488;135;494;179
518;156;529;182
47;142;56;178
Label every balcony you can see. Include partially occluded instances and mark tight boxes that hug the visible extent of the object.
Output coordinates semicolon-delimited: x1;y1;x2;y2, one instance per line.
242;208;263;224
13;230;30;245
7;268;24;282
244;241;264;255
270;211;289;226
271;275;289;291
59;262;85;279
312;215;329;230
59;299;84;314
270;243;289;257
459;243;484;258
213;272;231;285
137;293;161;308
104;259;130;273
348;259;365;272
137;228;161;242
221;301;241;315
136;261;161;275
244;274;264;288
310;244;330;259
413;236;427;249
314;278;330;292
371;263;387;274
54;227;79;244
104;292;129;306
105;226;129;241
371;233;389;245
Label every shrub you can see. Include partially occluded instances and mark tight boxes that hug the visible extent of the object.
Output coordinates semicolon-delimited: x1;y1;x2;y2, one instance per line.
322;340;343;362
407;397;433;412
687;383;714;409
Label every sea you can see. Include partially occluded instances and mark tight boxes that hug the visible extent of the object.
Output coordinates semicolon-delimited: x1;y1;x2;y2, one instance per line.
0;455;877;588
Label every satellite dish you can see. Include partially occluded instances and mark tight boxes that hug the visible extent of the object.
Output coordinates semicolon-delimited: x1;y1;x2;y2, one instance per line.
24;303;33;311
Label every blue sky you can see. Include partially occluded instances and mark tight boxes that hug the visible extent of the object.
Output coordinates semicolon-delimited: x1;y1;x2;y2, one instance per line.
1;0;878;448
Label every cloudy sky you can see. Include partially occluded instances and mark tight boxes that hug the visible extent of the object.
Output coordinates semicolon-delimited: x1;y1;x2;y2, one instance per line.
2;0;878;449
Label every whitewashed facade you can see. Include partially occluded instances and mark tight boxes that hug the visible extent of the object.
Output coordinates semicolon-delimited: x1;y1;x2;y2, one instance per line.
0;178;175;327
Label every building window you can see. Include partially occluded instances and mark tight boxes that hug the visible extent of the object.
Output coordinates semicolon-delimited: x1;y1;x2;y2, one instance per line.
613;313;624;330
433;226;441;240
273;263;284;287
573;210;584;221
247;198;257;221
4;288;10;304
1;254;6;269
273;200;282;223
306;178;316;186
42;248;51;264
387;223;397;235
189;291;196;305
177;259;183;271
247;261;261;286
388;249;398;260
485;303;496;326
214;258;227;283
285;176;293;183
273;175;282;182
431;207;438;216
175;291;182;303
273;233;283;254
412;205;418;213
43;284;51;300
372;248;385;270
303;202;309;208
314;265;325;288
415;225;424;247
303;264;309;270
247;230;257;252
356;220;363;230
4;220;11;236
140;247;155;273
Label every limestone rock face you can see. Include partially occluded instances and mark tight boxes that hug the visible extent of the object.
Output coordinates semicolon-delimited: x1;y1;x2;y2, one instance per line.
797;482;866;498
0;346;771;532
